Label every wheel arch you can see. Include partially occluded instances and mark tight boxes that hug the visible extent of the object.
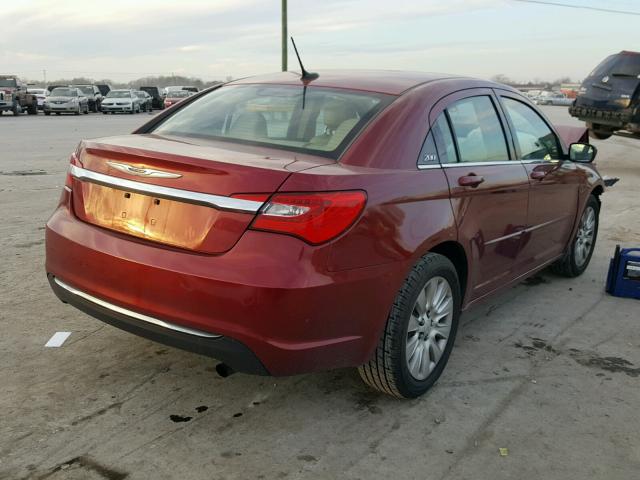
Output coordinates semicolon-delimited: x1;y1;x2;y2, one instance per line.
429;240;469;301
591;185;604;204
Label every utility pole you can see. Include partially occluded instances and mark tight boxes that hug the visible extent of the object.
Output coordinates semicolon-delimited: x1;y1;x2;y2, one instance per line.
281;0;287;71
43;69;46;85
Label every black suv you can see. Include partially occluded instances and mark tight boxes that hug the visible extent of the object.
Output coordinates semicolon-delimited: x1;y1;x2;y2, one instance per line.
140;86;164;109
71;84;103;112
570;50;640;139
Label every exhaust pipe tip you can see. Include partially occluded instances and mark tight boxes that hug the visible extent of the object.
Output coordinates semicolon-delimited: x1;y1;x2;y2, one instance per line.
215;363;235;378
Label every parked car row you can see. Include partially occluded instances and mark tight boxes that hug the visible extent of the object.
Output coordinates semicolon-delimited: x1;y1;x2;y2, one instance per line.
1;77;202;116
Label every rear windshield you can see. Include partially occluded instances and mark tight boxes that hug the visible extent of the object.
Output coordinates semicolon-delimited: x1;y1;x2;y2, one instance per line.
51;88;77;96
0;78;17;87
74;86;94;94
107;91;131;98
611;53;640;77
169;91;190;98
152;85;392;159
589;52;640;77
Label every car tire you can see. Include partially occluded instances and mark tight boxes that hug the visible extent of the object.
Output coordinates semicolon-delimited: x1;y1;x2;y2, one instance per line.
102;111;108;115
44;111;50;116
27;103;38;115
84;104;89;114
358;253;461;398
588;123;614;140
551;195;599;278
55;112;61;115
91;102;98;113
590;130;613;140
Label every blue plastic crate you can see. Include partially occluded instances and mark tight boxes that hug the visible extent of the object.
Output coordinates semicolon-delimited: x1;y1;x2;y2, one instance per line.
606;246;640;300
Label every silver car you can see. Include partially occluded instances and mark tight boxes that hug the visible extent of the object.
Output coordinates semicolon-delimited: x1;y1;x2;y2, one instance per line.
534;91;574;106
101;89;141;114
43;87;89;115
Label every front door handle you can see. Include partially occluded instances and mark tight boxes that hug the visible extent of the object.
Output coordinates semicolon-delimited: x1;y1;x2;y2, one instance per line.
530;170;547;180
458;174;485;188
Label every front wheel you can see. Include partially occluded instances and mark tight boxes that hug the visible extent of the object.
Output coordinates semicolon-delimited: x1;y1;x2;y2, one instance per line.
552;195;599;277
358;253;461;398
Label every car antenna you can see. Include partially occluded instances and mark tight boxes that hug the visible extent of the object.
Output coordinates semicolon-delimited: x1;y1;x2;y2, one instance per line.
290;37;317;110
290;37;319;81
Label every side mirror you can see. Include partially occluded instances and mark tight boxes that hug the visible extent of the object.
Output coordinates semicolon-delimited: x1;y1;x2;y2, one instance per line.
569;143;597;163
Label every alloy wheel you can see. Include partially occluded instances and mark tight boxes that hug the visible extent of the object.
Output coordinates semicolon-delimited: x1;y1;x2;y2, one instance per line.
574;206;596;267
406;276;454;380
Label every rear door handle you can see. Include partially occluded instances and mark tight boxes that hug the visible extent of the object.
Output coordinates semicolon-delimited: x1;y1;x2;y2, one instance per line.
530;170;547;180
458;174;485;188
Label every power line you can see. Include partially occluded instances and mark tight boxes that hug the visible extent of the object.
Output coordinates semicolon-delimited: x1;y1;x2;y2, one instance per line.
513;0;640;15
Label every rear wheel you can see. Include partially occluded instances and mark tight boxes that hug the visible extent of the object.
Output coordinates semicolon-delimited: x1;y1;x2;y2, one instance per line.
358;253;461;398
44;111;51;116
588;123;614;140
552;195;599;277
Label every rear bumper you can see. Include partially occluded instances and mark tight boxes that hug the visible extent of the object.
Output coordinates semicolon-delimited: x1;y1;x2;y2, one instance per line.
569;105;637;128
48;274;269;374
101;105;133;112
45;202;403;376
44;105;77;113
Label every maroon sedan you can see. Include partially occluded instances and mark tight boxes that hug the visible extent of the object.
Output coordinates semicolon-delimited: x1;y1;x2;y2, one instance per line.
46;71;604;398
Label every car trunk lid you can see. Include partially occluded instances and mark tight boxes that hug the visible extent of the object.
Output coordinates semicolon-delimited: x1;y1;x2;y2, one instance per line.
70;134;332;254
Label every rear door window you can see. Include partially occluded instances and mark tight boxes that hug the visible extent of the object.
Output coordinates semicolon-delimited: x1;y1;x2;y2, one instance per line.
446;96;509;163
500;97;561;161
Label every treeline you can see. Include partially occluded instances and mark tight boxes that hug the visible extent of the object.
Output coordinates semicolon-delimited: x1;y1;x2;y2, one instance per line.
29;75;225;89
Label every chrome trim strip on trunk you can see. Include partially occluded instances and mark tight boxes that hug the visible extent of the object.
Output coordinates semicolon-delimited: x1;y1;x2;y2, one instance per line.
69;164;264;213
54;278;222;339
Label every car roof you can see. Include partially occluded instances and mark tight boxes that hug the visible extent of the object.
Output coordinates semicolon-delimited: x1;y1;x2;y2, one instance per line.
229;70;467;96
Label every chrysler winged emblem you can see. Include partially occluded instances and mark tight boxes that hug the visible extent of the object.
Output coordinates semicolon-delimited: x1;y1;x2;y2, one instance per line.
106;161;182;178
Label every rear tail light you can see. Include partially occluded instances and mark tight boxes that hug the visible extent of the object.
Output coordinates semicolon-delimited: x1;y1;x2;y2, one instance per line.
250;191;366;244
64;151;80;189
58;151;80;207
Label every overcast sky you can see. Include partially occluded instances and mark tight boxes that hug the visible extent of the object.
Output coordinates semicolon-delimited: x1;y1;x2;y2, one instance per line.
1;0;638;83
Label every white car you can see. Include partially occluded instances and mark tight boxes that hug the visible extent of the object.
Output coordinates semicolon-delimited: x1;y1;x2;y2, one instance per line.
27;88;48;109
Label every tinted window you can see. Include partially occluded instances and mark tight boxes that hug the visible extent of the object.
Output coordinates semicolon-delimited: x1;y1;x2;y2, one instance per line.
501;97;560;160
447;96;509;163
589;54;616;77
153;85;392;159
431;114;457;164
611;53;640;76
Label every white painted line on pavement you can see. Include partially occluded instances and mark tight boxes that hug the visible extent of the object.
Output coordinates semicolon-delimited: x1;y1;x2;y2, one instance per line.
45;331;71;347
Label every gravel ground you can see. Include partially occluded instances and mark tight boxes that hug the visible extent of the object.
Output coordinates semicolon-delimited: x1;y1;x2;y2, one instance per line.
1;107;639;480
